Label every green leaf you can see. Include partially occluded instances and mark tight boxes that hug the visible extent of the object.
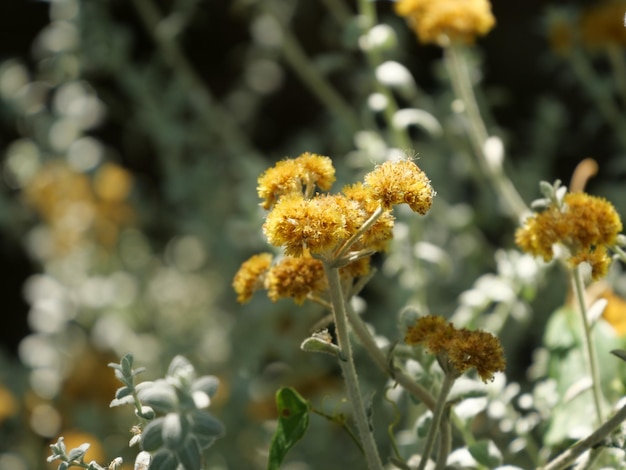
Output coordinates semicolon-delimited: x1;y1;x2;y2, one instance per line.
67;443;90;462
121;353;134;378
267;387;311;470
149;449;179;470
189;409;225;449
468;440;502;468
141;417;165;451
176;436;202;470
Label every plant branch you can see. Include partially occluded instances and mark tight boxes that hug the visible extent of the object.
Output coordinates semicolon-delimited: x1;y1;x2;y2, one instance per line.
324;262;384;470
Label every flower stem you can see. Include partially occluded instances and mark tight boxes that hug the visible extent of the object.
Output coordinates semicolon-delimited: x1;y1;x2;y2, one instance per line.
417;373;456;470
540;399;626;470
345;302;437;410
571;265;603;424
323;262;384;470
443;44;528;221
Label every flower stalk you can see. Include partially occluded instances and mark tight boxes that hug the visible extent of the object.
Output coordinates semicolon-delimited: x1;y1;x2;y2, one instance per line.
324;262;384;470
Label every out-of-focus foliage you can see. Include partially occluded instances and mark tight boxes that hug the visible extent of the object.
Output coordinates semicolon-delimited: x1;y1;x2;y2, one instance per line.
1;0;626;469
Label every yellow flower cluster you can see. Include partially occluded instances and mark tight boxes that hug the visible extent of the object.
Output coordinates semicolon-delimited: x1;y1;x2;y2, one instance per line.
233;153;435;304
23;161;134;255
515;192;622;280
395;0;495;45
405;315;505;382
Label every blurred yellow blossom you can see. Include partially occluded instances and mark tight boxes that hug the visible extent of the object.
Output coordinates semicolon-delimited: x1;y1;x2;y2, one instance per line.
232;253;273;303
47;431;105;469
580;0;626;49
0;385;19;422
515;192;622;280
405;315;506;382
395;0;495;45
23;161;134;254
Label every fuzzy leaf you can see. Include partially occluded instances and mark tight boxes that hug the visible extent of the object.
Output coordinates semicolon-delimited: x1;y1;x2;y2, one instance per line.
148;449;178;470
176;437;202;470
267;387;310;470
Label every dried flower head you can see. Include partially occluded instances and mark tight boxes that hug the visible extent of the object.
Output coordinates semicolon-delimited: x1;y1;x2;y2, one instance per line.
405;315;506;382
364;159;435;214
395;0;496;45
515;192;622;280
266;256;327;304
232;253;273;303
257;152;336;209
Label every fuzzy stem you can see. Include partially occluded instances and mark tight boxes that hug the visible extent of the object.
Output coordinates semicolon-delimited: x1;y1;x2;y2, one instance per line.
435;415;452;470
417;373;456;470
335;206;385;261
443;44;528;221
324;262;384;470
571;265;604;424
345;302;437;410
260;5;361;134
540;400;626;470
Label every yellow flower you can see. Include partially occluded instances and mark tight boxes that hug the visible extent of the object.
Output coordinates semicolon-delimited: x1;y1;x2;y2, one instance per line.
266;256;327;304
342;182;395;251
232;253;273;303
515;192;622;280
580;0;626;49
395;0;495;45
263;193;362;257
257;152;336;209
363;159;435;214
405;315;506;382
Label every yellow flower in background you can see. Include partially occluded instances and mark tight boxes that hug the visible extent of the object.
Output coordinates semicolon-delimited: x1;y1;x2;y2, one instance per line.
580;0;626;49
266;256;327;304
232;253;273;303
0;385;19;422
405;314;506;382
23;161;134;255
257;152;336;209
515;192;622;280
363;159;435;214
395;0;495;45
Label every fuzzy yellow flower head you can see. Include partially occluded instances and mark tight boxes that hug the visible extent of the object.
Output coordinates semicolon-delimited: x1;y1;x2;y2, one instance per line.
405;315;505;382
395;0;496;45
232;253;273;303
266;256;327;304
263;193;363;257
257;152;336;209
363;159;435;214
515;192;622;280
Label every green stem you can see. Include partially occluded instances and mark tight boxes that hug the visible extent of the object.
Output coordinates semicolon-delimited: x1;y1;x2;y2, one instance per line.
540;400;626;470
435;415;452;470
260;5;361;134
130;0;263;161
443;44;528;221
356;0;413;150
417;373;456;470
335;206;384;261
323;262;384;470
311;407;364;454
571;265;603;424
568;49;626;151
606;45;626;108
345;302;436;410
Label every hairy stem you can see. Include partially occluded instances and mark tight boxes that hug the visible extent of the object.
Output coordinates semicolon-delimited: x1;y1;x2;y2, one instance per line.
443;44;528;221
324;263;384;470
571;265;603;424
417;373;456;470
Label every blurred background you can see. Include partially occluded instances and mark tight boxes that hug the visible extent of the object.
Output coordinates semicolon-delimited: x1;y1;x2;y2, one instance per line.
1;0;625;469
